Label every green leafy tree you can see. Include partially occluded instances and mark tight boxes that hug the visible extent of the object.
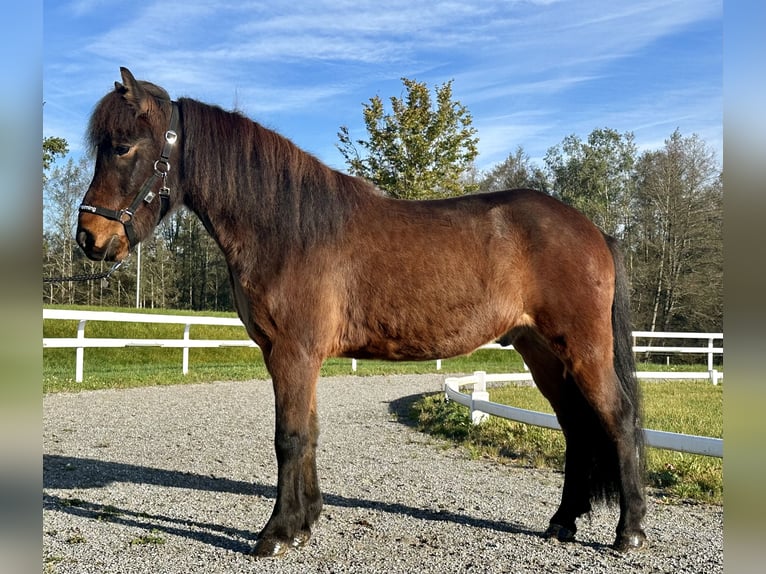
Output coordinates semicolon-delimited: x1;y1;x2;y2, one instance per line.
544;128;637;237
479;145;550;193
337;78;479;199
43;136;68;174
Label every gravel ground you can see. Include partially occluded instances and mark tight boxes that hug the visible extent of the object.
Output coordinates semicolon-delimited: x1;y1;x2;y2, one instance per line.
43;375;722;573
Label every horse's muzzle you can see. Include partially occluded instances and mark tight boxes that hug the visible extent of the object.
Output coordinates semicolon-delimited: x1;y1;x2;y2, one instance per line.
76;226;124;262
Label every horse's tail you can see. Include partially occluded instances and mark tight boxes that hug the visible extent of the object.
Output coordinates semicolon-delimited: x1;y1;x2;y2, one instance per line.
596;235;645;500
577;235;644;506
607;234;644;447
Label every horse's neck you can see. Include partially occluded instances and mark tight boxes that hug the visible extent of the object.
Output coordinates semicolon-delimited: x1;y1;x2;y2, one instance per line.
180;162;354;287
178;100;379;286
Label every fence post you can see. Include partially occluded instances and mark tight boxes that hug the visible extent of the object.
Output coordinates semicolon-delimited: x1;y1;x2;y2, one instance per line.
444;377;457;400
351;358;357;372
471;370;489;425
76;320;86;382
182;323;191;375
707;337;714;371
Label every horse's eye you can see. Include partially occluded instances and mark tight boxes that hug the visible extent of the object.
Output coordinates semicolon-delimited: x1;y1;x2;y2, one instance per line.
113;145;131;157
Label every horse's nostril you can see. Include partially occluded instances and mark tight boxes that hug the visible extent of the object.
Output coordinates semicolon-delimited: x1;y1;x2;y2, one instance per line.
76;229;91;250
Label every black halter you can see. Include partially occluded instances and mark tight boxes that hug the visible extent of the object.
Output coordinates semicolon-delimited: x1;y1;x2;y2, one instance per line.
79;102;179;248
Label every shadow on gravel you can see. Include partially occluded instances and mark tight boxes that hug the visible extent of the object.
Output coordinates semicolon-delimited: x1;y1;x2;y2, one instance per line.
44;453;546;554
387;389;533;429
43;491;259;554
387;392;432;429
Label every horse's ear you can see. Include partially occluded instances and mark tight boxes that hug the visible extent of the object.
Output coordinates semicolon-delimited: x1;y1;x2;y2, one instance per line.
118;67;151;115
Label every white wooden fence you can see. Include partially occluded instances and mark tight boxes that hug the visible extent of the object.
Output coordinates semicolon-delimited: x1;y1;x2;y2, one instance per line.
444;371;723;458
632;330;723;371
43;309;723;384
43;309;257;382
44;309;723;457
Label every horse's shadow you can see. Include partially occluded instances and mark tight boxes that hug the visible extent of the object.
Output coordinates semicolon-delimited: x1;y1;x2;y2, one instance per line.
387;391;428;429
43;393;597;555
43;452;538;554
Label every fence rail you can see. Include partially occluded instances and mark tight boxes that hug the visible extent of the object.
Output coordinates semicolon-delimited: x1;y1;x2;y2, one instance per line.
43;309;257;382
632;330;723;371
444;371;723;458
43;309;723;384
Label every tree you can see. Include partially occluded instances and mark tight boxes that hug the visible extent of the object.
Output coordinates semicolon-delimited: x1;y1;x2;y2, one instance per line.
43;156;98;305
544;128;637;237
43;136;69;174
160;210;232;311
133;225;180;310
479;145;550;193
631;130;722;332
337;78;479;199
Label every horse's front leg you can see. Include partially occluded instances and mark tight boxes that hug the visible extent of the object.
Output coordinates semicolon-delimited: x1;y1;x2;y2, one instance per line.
253;349;323;557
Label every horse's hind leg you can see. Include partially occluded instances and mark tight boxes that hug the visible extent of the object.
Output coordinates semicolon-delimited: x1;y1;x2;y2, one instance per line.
571;342;646;551
513;329;646;550
568;359;646;550
253;344;323;557
512;331;597;542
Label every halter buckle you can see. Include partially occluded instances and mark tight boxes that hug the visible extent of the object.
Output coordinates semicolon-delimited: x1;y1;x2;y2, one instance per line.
118;209;134;224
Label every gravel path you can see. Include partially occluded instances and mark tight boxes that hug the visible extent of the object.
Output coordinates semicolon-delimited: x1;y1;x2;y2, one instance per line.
43;375;722;573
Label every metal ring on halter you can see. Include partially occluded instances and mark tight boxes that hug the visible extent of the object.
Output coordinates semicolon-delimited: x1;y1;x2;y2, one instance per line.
118;209;134;223
154;159;171;174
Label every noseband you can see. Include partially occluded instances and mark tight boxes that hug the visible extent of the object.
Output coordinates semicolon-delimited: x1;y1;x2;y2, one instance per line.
79;102;179;248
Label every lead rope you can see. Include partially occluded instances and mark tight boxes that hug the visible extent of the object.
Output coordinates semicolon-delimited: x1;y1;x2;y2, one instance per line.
43;259;125;285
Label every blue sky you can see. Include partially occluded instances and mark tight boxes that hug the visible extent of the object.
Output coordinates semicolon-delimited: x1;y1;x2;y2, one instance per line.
43;0;722;172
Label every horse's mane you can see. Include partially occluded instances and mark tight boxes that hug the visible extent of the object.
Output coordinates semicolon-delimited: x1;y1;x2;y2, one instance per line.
176;97;376;266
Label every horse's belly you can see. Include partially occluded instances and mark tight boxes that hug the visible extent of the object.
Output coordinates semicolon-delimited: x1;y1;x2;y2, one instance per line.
340;301;513;362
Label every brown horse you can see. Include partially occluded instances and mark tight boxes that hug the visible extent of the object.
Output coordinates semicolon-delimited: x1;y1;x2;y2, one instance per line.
77;67;646;556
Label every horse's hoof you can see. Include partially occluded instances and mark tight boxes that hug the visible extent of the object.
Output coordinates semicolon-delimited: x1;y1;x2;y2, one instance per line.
252;530;311;557
292;529;311;548
613;531;647;552
252;536;290;558
544;523;576;543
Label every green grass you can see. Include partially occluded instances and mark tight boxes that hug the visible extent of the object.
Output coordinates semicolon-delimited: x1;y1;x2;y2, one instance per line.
412;380;722;504
128;530;166;546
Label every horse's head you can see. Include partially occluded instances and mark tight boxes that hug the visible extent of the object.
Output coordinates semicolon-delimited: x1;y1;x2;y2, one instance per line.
77;67;180;262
